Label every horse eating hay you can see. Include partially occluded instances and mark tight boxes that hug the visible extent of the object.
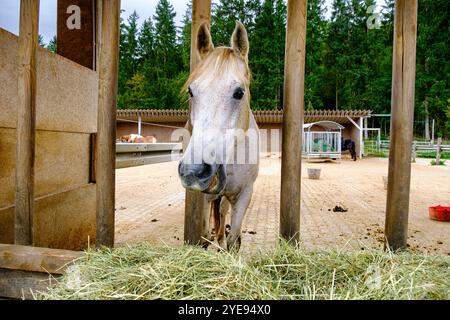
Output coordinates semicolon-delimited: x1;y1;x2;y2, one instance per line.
178;22;259;251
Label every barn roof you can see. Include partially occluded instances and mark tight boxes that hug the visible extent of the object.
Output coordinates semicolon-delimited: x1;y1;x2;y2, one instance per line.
117;109;372;125
303;121;345;130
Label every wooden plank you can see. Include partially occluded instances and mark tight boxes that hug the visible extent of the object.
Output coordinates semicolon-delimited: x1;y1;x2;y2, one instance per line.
1;184;96;250
0;207;14;244
15;0;40;245
96;0;120;247
385;0;418;251
279;0;307;243
1;129;92;209
34;183;96;250
0;128;16;209
184;0;212;246
116;143;182;153
0;269;58;299
0;244;84;274
0;28;98;133
57;0;96;69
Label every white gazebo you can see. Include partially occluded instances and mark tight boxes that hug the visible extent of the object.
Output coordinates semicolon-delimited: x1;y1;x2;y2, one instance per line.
302;121;344;161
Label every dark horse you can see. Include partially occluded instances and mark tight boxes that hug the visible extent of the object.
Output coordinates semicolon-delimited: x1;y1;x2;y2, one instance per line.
341;138;357;161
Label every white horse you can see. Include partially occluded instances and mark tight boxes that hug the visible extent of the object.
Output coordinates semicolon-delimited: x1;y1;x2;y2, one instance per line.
178;22;259;251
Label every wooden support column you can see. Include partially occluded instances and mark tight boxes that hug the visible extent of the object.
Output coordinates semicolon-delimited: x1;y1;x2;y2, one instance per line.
385;0;418;251
138;114;142;136
15;0;40;246
280;0;307;243
184;0;212;246
96;0;120;247
359;117;364;159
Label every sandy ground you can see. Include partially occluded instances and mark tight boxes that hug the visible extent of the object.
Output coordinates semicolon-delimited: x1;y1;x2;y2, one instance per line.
115;156;450;255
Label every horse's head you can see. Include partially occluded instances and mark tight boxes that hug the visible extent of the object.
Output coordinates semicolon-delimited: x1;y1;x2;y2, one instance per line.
178;22;251;194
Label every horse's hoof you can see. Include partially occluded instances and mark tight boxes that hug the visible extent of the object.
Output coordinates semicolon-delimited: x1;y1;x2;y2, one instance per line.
201;241;210;249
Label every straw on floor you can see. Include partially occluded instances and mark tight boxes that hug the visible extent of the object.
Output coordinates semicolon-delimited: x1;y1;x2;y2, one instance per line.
38;242;450;300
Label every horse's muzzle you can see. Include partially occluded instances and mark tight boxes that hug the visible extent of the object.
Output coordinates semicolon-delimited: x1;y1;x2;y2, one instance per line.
178;161;226;194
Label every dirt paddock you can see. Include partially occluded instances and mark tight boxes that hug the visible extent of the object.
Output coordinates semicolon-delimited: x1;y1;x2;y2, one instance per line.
115;156;450;255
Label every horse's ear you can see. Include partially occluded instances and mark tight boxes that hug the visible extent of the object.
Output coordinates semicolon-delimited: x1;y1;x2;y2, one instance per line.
197;23;214;61
231;21;249;61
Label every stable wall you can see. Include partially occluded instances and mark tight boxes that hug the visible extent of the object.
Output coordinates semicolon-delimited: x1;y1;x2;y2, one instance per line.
0;28;97;250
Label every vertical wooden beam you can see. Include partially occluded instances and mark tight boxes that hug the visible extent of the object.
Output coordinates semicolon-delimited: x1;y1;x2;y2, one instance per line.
364;118;369;139
96;0;120;247
385;0;418;251
15;0;40;246
280;0;307;243
184;0;212;246
137;114;142;136
359;117;363;159
436;137;441;164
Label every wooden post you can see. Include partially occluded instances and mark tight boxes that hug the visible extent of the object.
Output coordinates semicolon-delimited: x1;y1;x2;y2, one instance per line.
385;0;418;251
15;0;40;246
436;137;441;164
138;114;142;136
96;0;120;247
184;0;212;246
364;118;369;139
359;117;364;159
431;119;435;145
280;0;307;243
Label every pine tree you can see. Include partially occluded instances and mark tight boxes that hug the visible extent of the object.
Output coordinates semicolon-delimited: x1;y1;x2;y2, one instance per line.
138;18;155;64
151;0;186;109
47;35;57;53
123;11;140;80
38;34;46;47
118;10;140;108
305;0;327;109
154;0;178;78
179;4;192;71
250;0;280;110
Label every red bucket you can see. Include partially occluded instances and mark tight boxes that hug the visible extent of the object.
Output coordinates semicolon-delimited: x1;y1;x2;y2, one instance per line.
429;206;450;222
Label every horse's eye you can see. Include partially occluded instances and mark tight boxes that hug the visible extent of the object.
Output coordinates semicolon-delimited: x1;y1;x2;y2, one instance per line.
188;87;193;98
233;88;245;100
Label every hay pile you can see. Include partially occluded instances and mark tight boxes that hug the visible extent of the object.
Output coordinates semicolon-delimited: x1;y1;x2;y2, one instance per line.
39;243;450;300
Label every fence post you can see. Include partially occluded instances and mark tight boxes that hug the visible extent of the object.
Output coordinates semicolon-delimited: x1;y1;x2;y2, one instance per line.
412;141;416;163
15;0;40;246
184;0;212;246
280;0;307;243
436;137;441;164
384;0;418;251
96;0;120;247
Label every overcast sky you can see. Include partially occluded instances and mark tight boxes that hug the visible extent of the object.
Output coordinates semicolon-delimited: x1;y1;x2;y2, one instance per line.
0;0;353;44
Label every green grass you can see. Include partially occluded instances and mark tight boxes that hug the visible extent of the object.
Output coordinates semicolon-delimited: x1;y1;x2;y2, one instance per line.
417;152;450;160
37;243;450;300
430;159;447;166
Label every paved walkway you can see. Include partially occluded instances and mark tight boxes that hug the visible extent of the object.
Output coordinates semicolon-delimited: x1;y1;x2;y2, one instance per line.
115;157;450;255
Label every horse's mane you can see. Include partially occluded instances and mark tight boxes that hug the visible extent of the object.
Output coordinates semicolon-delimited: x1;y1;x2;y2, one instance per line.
183;47;251;94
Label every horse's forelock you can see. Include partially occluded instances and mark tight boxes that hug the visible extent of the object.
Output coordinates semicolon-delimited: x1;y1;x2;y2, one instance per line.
183;47;250;93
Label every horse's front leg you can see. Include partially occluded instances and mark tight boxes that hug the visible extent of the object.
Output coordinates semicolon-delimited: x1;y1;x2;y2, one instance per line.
217;197;230;251
227;186;253;251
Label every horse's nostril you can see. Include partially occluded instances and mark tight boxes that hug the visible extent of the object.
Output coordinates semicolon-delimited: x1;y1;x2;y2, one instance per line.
197;162;213;179
179;162;214;180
